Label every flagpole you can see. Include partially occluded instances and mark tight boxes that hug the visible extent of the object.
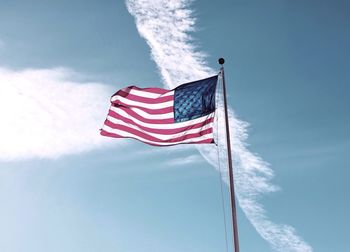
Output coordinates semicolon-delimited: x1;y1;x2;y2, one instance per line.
218;58;240;252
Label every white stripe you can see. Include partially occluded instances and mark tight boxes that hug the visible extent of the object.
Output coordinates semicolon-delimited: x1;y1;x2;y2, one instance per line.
102;125;214;146
104;118;213;140
111;95;173;109
109;109;215;129
110;106;174;120
128;89;174;99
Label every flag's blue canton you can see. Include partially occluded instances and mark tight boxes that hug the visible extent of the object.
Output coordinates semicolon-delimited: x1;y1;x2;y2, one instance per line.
174;75;218;123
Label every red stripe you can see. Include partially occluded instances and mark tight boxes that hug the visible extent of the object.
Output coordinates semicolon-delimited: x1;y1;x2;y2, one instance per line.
103;124;213;143
101;130;123;138
100;130;214;146
114;90;173;104
113;86;170;96
108;108;174;124
104;115;214;135
112;101;174;115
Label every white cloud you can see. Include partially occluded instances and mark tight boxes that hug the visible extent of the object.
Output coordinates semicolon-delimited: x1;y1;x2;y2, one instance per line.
126;0;313;251
0;67;116;160
166;154;204;166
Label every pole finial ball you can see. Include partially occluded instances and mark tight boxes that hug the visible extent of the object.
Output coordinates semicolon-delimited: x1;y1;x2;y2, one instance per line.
218;58;225;65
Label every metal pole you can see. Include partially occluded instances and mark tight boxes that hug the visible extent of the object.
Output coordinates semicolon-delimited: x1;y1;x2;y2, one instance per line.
218;58;240;252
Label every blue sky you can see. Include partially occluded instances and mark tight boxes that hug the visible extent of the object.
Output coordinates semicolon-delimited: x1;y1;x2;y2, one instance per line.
0;0;349;251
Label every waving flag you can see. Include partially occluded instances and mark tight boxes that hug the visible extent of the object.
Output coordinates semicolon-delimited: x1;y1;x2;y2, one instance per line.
100;75;218;146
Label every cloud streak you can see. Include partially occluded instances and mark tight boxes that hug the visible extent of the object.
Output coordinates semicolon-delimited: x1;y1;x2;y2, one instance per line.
0;67;115;160
126;0;312;251
165;154;204;166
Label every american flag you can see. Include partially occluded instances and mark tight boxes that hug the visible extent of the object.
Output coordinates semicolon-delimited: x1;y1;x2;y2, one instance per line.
100;75;218;146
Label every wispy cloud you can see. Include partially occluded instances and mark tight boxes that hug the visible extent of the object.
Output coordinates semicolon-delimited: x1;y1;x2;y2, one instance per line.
0;67;116;160
132;144;197;158
126;0;312;251
165;154;204;166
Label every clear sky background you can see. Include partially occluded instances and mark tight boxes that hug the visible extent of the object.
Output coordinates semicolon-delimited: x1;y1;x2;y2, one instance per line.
0;0;349;252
